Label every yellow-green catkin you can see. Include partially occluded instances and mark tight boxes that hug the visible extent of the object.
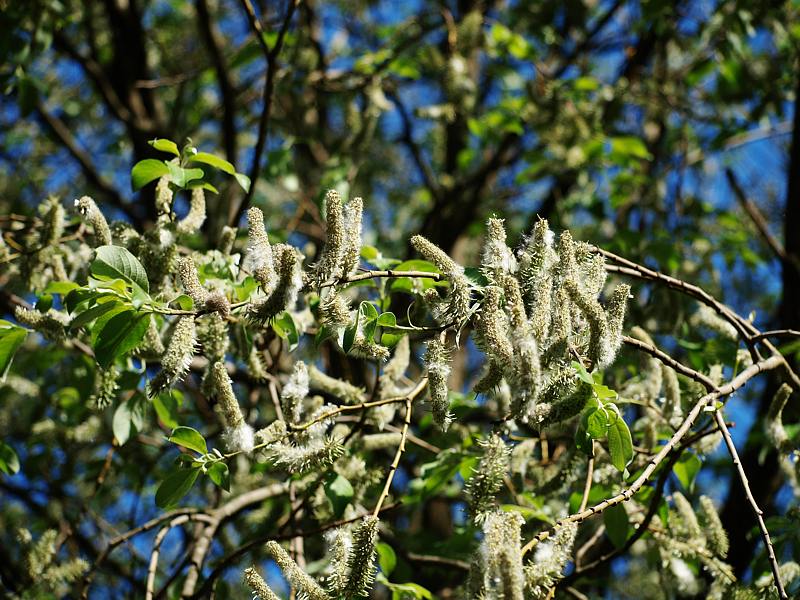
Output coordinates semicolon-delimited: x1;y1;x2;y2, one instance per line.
466;434;510;521
40;196;65;248
308;364;366;404
343;516;379;598
148;316;196;396
267;436;345;473
672;491;702;540
74;196;112;246
177;256;209;306
90;365;119;410
247;244;303;324
410;234;472;324
341;196;364;276
218;225;237;255
215;366;255;453
14;306;70;342
564;277;610;368
246;207;275;292
155;176;173;217
282;361;309;424
524;521;578;598
699;495;729;558
264;541;330;600
476;286;514;368
481;217;516;280
243;567;280;600
518;218;555;342
319;290;352;329
766;383;793;452
324;527;352;595
424;337;453;430
690;304;738;340
176;187;206;235
480;510;525;600
316;189;345;283
662;364;683;427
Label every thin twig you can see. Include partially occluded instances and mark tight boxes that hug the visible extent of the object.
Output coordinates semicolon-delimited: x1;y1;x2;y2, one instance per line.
520;355;783;556
714;411;788;599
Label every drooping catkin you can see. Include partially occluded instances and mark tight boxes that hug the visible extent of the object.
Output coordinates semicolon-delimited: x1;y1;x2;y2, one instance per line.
765;383;793;452
524;522;578;599
267;437;345;474
211;362;254;452
74;196;112;246
246;207;275;292
672;491;702;540
176;187;206;235
564;278;610;368
90;365;119;410
699;495;729;558
282;362;309;425
466;434;509;521
14;306;70;342
324;527;352;595
342;516;379;598
218;225;237;255
243;567;280;600
155;176;173;216
264;541;330;600
474;360;504;394
479;510;525;600
316;189;345;283
410;234;472;324
662;364;683;427
148;316;196;396
319;290;352;330
690;304;738;340
424;337;453;430
341;196;363;276
308;364;366;404
605;283;630;357
40;196;65;248
177;256;209;306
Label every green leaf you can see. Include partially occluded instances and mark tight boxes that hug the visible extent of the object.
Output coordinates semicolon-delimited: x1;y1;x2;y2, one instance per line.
155;467;200;508
324;473;354;519
131;159;169;191
166;162;204;189
91;245;150;294
93;310;150;368
672;451;702;492
149;138;180;156
272;312;299;350
153;392;180;429
207;462;230;492
0;324;27;381
0;441;20;475
571;360;594;384
168;426;208;455
603;503;630;549
376;542;397;577
43;281;80;295
606;414;633;472
610;136;652;161
585;408;608;439
233;172;251;193
112;395;146;445
377;312;397;328
70;299;122;330
189;151;235;174
170;294;195;311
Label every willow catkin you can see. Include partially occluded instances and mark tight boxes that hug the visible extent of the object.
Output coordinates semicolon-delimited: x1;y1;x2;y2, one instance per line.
342;516;379;598
424;337;453;430
466;434;509;521
765;383;793;452
211;362;254;452
282;362;309;425
243;567;280;600
410;234;472;324
74;196;112;246
246;207;275;292
481;217;516;280
264;541;330;600
177;256;209;306
699;495;729;558
324;527;352;595
475;286;514;368
176;187;206;235
341;196;363;276
316;189;345;283
308;364;366;404
524;522;578;598
148;316;196;396
480;510;525;600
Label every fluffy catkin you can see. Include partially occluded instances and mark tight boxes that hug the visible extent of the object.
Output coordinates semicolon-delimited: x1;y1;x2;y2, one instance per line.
247;244;303;324
324;528;352;595
475;286;514;368
308;364;366;404
518;218;555;342
177;256;209;306
149;316;196;396
342;516;379;598
282;362;310;424
765;383;793;452
672;492;701;540
410;234;472;323
480;510;525;600
74;196;112;246
155;176;173;216
246;207;275;292
424;337;453;430
524;522;578;598
699;495;729;558
211;362;255;453
176;187;206;235
341;196;364;276
466;434;510;521
481;217;516;279
264;541;330;600
564;278;610;368
316;189;345;282
14;307;70;342
243;567;280;600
